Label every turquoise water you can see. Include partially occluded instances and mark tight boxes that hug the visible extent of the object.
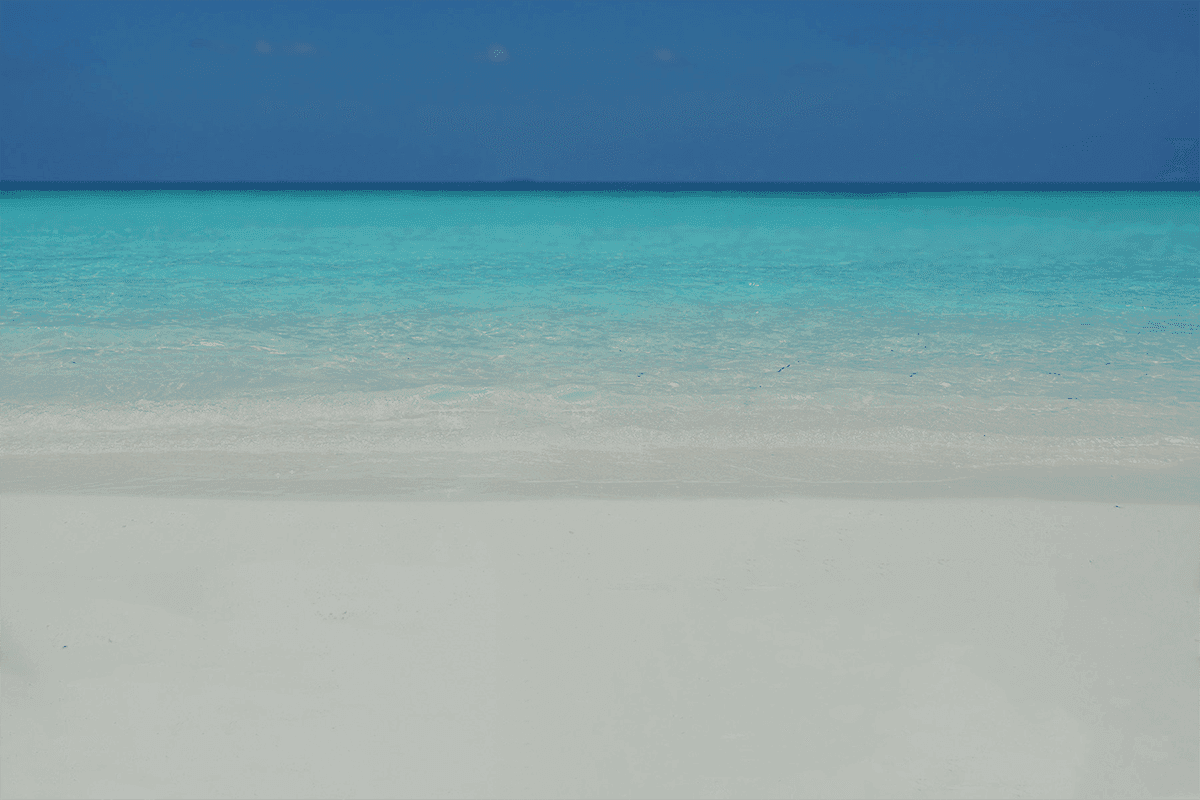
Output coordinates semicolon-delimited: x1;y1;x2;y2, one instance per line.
2;190;1197;494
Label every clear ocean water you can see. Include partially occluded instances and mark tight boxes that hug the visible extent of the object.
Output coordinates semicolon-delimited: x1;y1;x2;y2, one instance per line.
2;189;1197;496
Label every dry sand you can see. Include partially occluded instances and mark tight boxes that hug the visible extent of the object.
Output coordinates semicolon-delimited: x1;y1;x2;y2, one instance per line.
1;494;1197;799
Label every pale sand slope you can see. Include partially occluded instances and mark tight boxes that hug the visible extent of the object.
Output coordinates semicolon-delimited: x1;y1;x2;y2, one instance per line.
1;495;1195;800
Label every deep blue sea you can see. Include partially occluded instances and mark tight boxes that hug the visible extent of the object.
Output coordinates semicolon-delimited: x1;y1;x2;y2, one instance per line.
2;189;1197;496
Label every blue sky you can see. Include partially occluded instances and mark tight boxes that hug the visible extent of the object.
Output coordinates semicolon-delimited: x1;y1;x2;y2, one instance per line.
2;0;1197;182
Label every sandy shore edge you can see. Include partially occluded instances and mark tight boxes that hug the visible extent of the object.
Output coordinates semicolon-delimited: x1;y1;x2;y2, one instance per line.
4;452;1200;504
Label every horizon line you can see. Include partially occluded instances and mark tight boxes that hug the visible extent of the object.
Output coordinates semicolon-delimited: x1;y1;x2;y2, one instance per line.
3;180;1197;192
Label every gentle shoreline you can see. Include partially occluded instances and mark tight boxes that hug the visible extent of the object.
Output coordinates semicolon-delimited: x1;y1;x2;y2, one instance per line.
3;492;1196;798
4;451;1200;505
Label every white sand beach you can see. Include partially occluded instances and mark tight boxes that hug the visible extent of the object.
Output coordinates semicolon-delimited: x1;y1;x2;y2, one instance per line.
2;492;1196;799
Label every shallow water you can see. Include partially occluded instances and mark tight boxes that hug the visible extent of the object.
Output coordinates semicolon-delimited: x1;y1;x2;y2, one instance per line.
2;189;1197;495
